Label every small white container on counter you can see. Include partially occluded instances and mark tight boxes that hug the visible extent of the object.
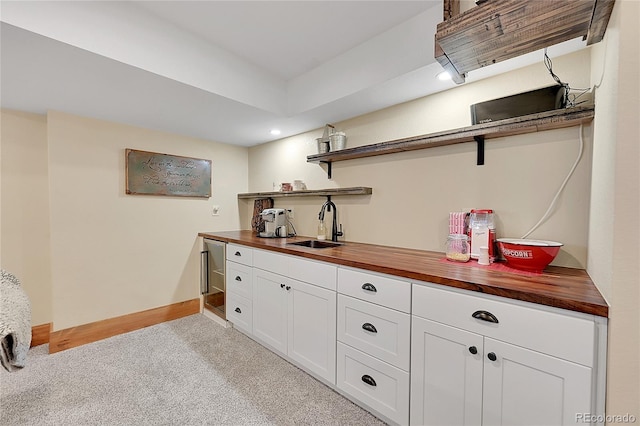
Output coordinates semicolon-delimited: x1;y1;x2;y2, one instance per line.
470;224;490;260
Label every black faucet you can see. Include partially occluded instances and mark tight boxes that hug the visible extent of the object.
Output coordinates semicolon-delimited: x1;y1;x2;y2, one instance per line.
318;197;343;242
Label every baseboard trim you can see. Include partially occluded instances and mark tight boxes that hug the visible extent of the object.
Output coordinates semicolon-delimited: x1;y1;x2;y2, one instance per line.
31;323;52;347
48;299;200;354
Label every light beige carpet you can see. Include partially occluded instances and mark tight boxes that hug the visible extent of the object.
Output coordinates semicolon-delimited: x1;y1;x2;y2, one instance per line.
0;314;386;425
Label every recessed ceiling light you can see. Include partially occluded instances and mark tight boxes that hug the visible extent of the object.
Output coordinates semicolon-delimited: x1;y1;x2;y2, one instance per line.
270;129;281;136
437;71;452;81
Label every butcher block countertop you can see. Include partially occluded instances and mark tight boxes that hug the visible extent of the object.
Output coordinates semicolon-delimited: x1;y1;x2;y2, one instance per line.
199;230;608;318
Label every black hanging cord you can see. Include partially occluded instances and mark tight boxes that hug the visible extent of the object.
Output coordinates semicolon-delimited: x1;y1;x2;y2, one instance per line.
544;48;591;108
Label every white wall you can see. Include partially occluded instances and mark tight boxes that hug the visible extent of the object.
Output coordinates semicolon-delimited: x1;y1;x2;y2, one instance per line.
588;0;640;418
248;49;593;268
46;111;248;330
0;110;249;331
0;110;52;326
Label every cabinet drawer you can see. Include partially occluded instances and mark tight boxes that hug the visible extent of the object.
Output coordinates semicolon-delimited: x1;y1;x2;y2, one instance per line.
337;295;410;370
253;248;288;276
253;249;337;291
338;267;411;313
337;342;409;426
226;261;252;299
412;283;596;367
289;256;336;291
226;293;252;336
227;243;253;266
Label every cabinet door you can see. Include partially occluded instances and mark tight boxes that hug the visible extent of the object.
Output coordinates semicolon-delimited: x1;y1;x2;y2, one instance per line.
410;316;483;426
252;268;287;355
287;278;337;384
482;338;592;426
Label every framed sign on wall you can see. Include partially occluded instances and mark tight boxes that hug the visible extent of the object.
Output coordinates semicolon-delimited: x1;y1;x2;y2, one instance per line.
125;149;211;198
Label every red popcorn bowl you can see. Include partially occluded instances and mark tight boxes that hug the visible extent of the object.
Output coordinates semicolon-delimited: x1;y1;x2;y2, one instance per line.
496;239;563;273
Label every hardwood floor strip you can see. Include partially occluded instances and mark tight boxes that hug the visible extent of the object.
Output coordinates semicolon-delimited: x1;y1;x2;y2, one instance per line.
48;299;200;354
31;323;52;347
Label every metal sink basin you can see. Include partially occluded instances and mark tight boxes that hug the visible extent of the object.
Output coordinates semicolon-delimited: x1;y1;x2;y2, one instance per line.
288;240;343;249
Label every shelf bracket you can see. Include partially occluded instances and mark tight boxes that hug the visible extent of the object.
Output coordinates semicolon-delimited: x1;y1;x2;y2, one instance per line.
474;135;485;166
321;161;332;179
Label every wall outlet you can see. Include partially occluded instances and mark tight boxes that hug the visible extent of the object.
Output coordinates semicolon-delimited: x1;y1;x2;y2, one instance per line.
212;205;220;216
287;208;294;219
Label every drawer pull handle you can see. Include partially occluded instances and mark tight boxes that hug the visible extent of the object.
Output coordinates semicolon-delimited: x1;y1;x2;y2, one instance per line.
361;375;377;387
234;307;242;314
487;352;497;362
361;283;377;293
235;276;242;281
472;310;499;324
468;346;478;355
235;251;241;256
362;323;378;333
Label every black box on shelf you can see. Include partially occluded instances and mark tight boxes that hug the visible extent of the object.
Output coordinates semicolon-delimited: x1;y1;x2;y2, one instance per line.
470;85;566;125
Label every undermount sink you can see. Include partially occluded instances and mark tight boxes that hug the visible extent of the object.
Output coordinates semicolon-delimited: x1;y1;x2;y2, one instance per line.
288;240;343;249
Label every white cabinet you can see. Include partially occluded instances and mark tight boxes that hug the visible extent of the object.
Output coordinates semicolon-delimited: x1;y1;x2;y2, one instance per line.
225;247;254;336
411;283;603;426
252;250;337;385
226;262;252;300
252;268;288;353
410;317;483;426
337;342;410;424
288;276;336;383
336;267;411;425
220;242;606;426
227;243;253;266
337;295;410;370
482;338;592;426
226;292;253;334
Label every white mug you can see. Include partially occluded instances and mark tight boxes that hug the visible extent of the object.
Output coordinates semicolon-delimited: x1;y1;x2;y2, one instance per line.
276;225;288;237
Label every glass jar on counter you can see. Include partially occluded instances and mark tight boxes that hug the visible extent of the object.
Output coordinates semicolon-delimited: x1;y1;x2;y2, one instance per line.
446;234;470;262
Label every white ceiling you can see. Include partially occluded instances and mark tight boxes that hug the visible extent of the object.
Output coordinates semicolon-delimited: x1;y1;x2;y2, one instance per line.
0;1;587;146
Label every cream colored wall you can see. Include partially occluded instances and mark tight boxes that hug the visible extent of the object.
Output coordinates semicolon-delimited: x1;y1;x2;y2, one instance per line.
0;110;53;326
248;49;593;268
589;0;640;420
46;111;248;330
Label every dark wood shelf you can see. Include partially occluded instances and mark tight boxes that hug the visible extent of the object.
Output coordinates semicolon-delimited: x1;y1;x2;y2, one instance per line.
237;186;372;199
308;106;594;165
435;0;615;83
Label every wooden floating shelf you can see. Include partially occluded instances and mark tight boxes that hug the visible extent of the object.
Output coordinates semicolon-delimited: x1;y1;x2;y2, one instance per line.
308;106;594;164
237;186;372;199
435;0;615;84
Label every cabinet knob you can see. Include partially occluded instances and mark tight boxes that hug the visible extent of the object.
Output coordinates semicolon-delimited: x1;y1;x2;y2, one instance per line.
280;284;285;289
362;323;378;333
235;276;242;281
361;283;377;293
472;310;499;324
361;374;377;387
235;307;242;314
235;251;241;256
285;286;291;291
468;346;478;355
487;352;497;362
